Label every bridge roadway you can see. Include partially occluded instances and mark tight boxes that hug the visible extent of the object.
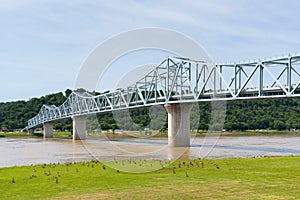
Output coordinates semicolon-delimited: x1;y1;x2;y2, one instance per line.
28;54;300;146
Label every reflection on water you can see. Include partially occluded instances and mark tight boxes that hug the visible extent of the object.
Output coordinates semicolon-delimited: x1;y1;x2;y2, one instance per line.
0;136;300;168
167;147;191;160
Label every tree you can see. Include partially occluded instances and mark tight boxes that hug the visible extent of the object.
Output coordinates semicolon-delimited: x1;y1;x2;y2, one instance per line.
273;120;286;131
65;89;72;98
2;89;300;133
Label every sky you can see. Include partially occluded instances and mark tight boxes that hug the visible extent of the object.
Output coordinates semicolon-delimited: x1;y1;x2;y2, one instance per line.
1;0;300;102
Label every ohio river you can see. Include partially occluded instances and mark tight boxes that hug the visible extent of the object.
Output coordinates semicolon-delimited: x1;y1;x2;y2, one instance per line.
1;136;300;168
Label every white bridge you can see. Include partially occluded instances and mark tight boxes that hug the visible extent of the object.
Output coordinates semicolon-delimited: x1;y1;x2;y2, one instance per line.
28;54;300;146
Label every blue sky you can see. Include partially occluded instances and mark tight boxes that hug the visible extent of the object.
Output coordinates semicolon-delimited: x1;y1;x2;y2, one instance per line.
1;0;300;102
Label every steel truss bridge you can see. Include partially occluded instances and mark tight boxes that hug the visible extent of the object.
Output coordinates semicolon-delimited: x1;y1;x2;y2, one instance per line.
28;54;300;129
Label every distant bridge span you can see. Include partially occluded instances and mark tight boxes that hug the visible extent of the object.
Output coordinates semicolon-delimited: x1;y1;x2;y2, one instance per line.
28;54;300;146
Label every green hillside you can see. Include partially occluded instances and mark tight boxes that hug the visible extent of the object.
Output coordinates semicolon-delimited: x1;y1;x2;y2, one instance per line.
1;89;300;132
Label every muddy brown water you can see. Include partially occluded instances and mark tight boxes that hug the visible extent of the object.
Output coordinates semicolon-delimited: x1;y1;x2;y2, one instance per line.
1;136;300;168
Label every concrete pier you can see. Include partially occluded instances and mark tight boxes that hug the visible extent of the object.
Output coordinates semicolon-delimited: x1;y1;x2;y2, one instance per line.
43;122;54;138
28;129;34;134
72;116;87;140
164;103;193;147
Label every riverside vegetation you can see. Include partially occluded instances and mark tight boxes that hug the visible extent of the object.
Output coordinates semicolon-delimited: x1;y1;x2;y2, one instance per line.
1;89;300;132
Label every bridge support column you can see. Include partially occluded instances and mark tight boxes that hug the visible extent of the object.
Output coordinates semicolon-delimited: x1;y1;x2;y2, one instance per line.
43;122;54;138
72;116;87;140
164;103;193;147
28;128;34;134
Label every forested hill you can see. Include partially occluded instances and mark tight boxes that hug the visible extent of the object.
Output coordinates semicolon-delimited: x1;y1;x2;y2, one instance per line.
0;89;72;131
1;89;300;132
224;98;300;131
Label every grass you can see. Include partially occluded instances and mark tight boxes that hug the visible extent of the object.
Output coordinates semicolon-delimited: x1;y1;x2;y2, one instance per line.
0;156;299;199
0;132;73;138
53;131;72;137
197;130;300;137
0;132;32;137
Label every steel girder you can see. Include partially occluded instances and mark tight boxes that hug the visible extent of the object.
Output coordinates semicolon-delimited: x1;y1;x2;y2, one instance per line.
28;54;300;129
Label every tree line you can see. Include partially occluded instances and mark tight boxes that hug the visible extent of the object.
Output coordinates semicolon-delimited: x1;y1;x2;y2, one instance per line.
1;89;300;132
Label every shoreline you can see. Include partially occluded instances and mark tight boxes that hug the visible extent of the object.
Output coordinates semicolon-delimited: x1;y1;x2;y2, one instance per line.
1;130;300;139
0;154;297;169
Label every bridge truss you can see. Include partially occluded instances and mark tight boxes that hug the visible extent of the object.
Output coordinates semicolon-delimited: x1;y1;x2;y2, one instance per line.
28;54;300;128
